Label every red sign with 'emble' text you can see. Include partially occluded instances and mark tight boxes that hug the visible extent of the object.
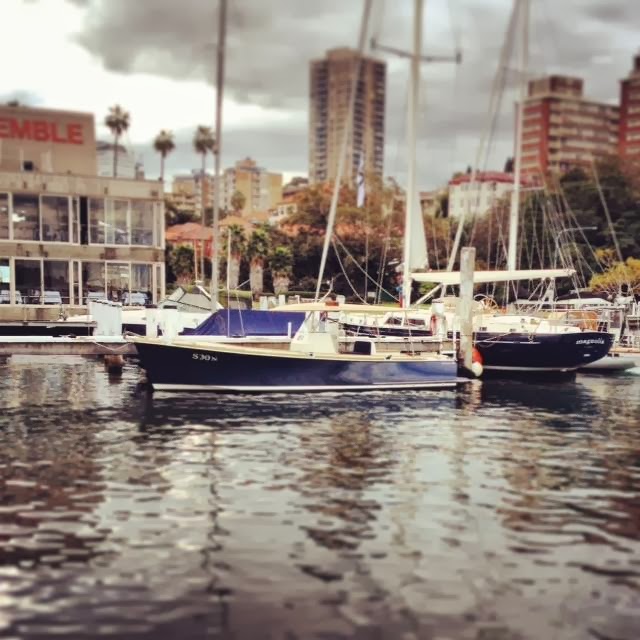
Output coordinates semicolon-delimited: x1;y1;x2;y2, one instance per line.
0;117;84;145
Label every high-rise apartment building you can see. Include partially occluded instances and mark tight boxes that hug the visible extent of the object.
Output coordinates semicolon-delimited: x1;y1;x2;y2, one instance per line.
309;48;386;185
619;54;640;158
222;157;282;215
518;75;619;178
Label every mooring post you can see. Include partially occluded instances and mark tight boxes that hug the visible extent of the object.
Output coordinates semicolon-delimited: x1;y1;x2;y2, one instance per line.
459;246;476;372
104;354;125;375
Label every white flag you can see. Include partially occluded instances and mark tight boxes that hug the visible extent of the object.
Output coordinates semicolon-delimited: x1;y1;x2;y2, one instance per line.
356;153;365;208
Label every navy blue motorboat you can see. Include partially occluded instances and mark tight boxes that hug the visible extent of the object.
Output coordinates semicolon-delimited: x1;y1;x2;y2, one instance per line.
133;312;459;393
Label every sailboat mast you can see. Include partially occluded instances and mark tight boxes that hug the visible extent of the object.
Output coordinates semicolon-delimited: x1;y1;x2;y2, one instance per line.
314;0;373;301
211;0;227;311
402;0;423;309
507;0;528;271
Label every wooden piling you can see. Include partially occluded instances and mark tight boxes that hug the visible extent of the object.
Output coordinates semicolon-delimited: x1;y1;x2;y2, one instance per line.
459;247;476;373
104;354;125;375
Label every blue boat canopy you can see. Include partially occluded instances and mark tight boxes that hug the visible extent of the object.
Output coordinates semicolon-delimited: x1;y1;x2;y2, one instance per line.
181;310;305;337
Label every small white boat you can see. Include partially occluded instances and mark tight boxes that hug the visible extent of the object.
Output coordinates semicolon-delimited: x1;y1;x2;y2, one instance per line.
579;353;638;373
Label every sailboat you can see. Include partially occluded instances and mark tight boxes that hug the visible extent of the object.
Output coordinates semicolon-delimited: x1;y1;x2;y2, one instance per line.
342;0;614;374
133;0;461;393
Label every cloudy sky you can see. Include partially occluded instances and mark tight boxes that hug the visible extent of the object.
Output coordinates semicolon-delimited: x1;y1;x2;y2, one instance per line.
2;0;638;189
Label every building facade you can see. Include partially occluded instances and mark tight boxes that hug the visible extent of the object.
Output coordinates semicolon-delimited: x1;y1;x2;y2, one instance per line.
309;48;386;185
619;54;640;158
222;157;282;216
0;105;164;312
518;75;619;178
448;172;525;218
170;171;215;216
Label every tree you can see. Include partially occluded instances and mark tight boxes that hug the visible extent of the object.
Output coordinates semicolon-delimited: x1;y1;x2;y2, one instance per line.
104;105;130;178
590;256;640;298
153;130;175;182
165;198;197;227
168;244;195;285
269;246;294;295
193;125;216;177
230;190;246;215
247;228;270;297
224;224;246;290
193;125;216;281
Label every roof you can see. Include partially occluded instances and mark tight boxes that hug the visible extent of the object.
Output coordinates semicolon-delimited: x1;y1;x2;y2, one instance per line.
448;171;530;186
165;222;214;242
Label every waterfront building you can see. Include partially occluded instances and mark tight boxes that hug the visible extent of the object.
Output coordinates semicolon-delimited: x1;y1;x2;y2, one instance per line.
518;75;619;178
448;171;527;218
309;48;386;185
0;104;165;315
222;157;282;216
619;54;640;158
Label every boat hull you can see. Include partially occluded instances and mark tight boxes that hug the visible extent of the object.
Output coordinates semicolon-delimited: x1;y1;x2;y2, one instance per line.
474;331;613;373
134;340;459;393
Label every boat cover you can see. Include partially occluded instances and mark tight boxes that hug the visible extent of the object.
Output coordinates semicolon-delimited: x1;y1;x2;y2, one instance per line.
181;310;305;337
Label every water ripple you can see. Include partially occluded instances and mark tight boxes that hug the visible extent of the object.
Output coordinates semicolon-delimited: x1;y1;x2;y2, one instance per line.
0;357;639;638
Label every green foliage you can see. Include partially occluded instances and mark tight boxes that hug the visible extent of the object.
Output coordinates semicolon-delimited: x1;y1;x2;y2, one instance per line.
225;224;246;256
247;228;270;265
269;246;294;276
165;199;197;226
168;244;195;282
590;256;640;296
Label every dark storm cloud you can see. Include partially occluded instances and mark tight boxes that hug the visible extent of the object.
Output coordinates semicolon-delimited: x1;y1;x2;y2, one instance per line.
63;0;638;186
69;0;380;111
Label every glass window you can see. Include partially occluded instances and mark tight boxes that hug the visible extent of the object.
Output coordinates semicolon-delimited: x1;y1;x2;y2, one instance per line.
15;259;41;304
41;196;70;242
82;262;105;304
154;263;162;305
0;258;11;304
13;194;40;241
130;264;152;305
72;261;81;305
130;200;154;246
106;199;129;245
71;197;80;244
0;194;9;239
43;260;69;304
106;263;130;303
89;198;105;244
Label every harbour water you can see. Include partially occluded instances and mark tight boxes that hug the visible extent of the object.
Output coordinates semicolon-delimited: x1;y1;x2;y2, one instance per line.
1;356;639;639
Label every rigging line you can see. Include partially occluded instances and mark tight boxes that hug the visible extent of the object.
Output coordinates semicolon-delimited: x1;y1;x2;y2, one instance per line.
590;154;623;263
331;238;368;303
551;172;602;271
315;0;373;300
333;233;399;301
448;0;518;270
375;235;389;304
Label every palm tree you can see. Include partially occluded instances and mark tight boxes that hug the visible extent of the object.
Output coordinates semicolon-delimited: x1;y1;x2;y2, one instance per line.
193;125;216;281
153;130;175;182
193;125;216;179
104;105;130;178
225;224;246;290
269;246;294;295
246;228;270;298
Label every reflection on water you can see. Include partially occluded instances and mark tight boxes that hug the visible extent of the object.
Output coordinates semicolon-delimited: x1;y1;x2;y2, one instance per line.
0;356;639;639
